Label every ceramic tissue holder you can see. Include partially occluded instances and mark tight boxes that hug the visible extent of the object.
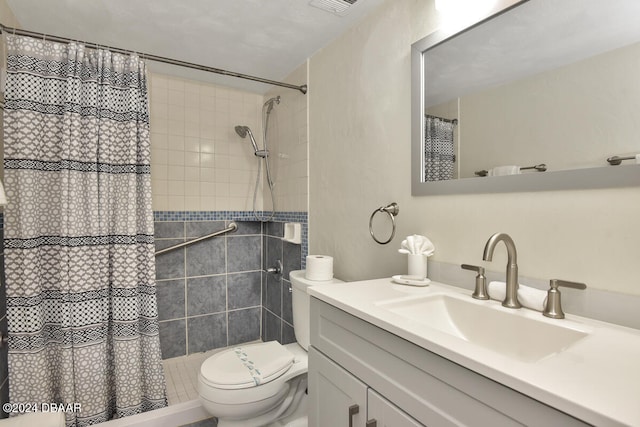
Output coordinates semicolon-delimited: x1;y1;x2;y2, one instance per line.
407;253;427;279
395;235;435;285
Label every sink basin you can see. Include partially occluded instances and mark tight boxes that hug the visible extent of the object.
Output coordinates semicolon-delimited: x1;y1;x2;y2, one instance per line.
377;293;591;362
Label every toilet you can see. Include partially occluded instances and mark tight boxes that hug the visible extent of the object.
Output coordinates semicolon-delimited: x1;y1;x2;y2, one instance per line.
198;269;343;427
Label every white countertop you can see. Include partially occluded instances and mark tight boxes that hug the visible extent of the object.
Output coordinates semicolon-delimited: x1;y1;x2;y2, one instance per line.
308;278;640;426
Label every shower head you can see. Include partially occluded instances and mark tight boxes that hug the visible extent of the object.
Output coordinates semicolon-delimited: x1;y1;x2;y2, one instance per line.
234;125;248;138
234;125;260;155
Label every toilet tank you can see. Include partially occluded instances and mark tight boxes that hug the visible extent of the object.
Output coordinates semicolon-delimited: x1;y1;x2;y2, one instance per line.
289;270;344;350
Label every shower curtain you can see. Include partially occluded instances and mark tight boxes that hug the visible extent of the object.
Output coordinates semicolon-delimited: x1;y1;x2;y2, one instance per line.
424;116;455;181
2;35;166;425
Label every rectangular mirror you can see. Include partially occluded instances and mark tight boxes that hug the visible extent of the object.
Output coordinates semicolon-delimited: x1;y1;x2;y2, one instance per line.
412;0;640;195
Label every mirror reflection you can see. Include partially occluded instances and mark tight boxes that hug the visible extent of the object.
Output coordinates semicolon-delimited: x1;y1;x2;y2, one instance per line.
422;0;640;182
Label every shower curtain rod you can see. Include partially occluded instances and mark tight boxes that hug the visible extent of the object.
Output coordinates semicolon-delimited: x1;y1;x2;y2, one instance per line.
0;23;308;94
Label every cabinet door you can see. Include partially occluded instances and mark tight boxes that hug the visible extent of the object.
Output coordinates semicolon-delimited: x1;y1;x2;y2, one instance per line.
367;389;425;427
308;347;368;427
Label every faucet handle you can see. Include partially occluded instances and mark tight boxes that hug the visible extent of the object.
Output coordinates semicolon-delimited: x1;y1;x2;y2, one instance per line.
543;279;587;319
461;264;484;274
461;264;489;300
549;279;587;291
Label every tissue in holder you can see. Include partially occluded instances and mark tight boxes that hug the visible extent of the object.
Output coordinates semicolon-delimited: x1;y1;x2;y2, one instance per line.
488;281;547;312
401;235;435;256
305;255;334;281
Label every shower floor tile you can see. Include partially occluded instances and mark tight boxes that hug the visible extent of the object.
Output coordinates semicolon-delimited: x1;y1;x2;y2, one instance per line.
163;340;261;405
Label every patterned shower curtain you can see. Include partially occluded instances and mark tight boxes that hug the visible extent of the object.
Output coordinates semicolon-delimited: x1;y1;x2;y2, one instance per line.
3;35;166;425
424;116;456;181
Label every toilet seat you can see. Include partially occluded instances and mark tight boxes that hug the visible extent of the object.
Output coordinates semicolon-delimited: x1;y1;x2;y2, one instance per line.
198;269;342;426
200;341;295;390
198;341;307;407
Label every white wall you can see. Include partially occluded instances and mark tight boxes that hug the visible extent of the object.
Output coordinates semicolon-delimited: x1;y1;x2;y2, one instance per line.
308;0;640;296
0;0;18;27
459;41;640;177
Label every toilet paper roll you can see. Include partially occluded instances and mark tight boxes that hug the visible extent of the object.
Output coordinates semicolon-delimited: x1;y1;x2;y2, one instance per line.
305;255;334;281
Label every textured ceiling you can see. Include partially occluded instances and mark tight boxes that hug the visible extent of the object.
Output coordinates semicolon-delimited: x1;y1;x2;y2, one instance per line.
6;0;385;93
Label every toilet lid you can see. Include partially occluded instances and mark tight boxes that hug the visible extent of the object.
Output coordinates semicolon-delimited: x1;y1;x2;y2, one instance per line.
200;341;295;390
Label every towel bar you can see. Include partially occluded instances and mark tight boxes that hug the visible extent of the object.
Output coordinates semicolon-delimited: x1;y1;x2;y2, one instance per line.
369;203;399;245
475;163;546;177
607;154;637;165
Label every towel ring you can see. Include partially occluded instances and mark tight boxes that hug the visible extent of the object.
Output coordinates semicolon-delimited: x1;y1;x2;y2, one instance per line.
369;202;399;245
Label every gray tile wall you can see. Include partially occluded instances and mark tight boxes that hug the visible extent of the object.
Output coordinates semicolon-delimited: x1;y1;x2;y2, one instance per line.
155;220;264;359
262;223;302;345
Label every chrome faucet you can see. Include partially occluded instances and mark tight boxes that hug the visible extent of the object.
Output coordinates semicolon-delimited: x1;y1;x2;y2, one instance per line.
482;233;522;309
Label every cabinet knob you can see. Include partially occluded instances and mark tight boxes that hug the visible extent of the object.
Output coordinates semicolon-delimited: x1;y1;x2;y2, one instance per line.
348;404;359;427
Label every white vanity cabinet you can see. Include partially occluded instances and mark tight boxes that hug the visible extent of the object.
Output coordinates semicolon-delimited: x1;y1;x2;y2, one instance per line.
308;298;589;427
308;346;367;427
368;389;423;427
309;346;422;427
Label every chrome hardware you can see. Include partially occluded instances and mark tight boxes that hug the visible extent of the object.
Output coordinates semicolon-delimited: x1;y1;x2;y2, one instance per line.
543;279;587;319
0;334;7;348
461;264;488;300
366;420;377;427
520;163;547;172
607;154;637;165
265;260;282;276
475;163;546;176
369;202;399;245
155;222;237;256
348;404;359;427
0;24;308;95
482;233;521;309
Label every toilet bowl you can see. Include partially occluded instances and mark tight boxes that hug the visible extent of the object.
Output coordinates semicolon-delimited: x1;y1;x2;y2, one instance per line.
198;269;343;427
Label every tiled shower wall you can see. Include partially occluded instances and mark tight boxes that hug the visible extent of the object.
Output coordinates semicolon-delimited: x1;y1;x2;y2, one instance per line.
155;218;261;358
154;212;306;359
150;69;310;358
148;67;309;214
263;63;309;212
262;220;305;345
149;73;264;212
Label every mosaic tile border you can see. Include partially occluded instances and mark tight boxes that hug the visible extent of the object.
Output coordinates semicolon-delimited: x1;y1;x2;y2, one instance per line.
153;211;308;223
153;211;309;269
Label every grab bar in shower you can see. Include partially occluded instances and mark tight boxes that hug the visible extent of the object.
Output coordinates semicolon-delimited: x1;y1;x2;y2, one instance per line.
154;222;238;256
607;154;638;165
475;164;547;177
